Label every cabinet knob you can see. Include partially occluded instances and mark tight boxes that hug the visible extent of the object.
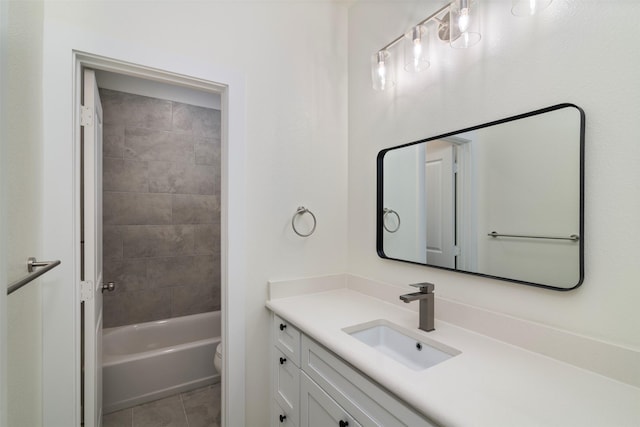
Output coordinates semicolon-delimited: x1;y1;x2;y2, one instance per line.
339;421;349;427
279;323;287;331
279;357;287;365
279;414;287;423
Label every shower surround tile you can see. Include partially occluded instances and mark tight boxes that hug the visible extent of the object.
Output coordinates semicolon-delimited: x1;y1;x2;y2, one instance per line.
172;103;221;138
122;225;195;258
104;193;172;225
125;128;194;163
103;225;123;260
148;161;215;195
171;282;219;317
194;137;220;166
103;288;171;328
103;158;149;192
194;222;220;255
124;95;173;131
103;258;148;293
102;89;220;328
172;194;219;224
101;89;173;131
147;255;215;289
101;90;128;126
103;124;125;159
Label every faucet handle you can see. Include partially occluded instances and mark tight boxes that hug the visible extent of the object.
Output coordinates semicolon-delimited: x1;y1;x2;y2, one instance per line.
410;282;434;293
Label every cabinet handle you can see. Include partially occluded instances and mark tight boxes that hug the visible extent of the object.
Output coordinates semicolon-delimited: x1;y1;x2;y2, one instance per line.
339;421;349;427
279;357;287;365
279;323;287;331
279;414;287;423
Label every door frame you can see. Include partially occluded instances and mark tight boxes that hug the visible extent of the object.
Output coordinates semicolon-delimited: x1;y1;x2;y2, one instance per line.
72;51;245;426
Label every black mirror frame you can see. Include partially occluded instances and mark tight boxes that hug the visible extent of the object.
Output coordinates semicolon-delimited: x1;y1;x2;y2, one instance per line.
376;103;585;291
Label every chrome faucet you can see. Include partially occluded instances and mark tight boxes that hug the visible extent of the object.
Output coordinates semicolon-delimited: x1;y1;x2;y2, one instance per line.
400;282;435;332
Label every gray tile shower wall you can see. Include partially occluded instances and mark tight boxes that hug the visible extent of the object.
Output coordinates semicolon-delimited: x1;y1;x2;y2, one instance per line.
101;89;221;328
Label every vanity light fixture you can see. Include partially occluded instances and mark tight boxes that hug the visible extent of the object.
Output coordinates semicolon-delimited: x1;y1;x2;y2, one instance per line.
511;0;553;16
371;0;550;90
370;1;480;90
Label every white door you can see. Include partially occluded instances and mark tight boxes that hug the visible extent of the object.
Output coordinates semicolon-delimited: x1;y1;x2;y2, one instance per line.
425;139;456;268
82;68;104;427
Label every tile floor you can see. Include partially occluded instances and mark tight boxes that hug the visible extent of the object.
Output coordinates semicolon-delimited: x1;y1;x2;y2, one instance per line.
103;383;221;427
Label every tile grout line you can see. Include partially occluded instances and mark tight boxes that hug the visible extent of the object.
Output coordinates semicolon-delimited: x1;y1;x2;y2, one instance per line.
180;391;191;427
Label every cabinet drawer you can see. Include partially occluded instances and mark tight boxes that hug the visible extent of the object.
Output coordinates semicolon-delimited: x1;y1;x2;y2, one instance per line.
300;372;361;427
272;399;297;427
274;314;301;366
301;336;435;427
274;346;300;424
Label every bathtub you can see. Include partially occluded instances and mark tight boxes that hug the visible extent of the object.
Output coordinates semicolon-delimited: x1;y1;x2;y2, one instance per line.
102;311;220;414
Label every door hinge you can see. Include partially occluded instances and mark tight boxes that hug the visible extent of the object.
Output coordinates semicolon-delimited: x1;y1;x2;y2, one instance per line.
453;246;461;256
80;105;93;127
453;162;459;174
80;280;94;302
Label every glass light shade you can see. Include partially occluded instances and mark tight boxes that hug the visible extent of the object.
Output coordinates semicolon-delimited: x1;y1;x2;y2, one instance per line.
403;25;430;73
511;0;553;16
450;0;481;49
371;50;395;91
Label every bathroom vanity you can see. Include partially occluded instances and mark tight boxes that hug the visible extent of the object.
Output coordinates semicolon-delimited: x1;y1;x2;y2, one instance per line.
266;275;640;426
271;313;435;426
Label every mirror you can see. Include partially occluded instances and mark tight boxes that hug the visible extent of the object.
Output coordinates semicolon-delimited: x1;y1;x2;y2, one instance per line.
377;104;584;290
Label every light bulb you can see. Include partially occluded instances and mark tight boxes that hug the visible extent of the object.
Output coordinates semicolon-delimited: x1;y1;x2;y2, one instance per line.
458;0;470;32
403;25;429;73
377;59;386;89
371;50;394;90
458;8;470;32
413;39;422;70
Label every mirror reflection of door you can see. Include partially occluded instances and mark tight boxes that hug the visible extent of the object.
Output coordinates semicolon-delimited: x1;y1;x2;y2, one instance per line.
424;137;474;270
425;140;455;268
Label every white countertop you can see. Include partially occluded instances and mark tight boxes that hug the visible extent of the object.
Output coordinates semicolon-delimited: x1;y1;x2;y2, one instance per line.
266;285;640;427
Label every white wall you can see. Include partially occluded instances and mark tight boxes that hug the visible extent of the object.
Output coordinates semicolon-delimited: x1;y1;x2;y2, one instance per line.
348;1;640;351
40;1;348;425
2;0;45;426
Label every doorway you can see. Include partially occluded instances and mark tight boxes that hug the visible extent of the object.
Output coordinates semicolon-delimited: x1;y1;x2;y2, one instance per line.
424;136;476;270
74;52;245;427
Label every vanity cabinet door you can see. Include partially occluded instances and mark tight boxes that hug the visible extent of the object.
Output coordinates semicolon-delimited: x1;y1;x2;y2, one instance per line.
300;372;361;427
274;346;300;425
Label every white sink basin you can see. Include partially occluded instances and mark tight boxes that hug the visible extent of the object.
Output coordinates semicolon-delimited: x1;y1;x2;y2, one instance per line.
343;320;460;371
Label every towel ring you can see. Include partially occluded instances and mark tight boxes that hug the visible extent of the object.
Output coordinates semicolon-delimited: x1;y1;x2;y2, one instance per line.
383;208;401;233
292;206;317;237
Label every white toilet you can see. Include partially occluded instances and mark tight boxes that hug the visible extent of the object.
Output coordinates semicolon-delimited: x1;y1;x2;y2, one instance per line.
214;342;222;374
